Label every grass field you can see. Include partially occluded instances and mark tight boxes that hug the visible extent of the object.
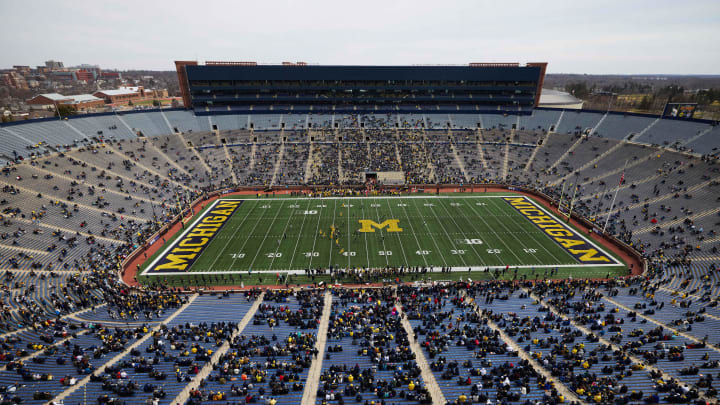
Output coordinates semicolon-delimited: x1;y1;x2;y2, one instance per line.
140;194;627;284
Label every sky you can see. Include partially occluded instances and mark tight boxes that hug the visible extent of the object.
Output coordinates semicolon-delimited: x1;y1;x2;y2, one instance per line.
2;0;719;74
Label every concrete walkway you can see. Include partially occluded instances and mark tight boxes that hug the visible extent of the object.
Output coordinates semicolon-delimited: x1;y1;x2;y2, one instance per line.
395;290;446;405
467;297;586;404
0;329;90;372
52;294;199;403
0;303;106;340
527;288;713;403
602;294;720;354
171;292;265;405
301;289;333;404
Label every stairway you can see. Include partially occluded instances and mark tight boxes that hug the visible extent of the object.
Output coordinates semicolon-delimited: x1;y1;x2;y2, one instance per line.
550;140;625;186
448;130;469;182
303;143;315;184
270;141;286;186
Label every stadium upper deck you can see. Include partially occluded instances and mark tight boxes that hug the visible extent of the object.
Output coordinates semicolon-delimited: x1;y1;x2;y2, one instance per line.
175;61;547;115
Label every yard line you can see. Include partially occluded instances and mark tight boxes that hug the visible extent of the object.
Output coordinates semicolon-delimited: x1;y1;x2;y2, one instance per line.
269;202;298;270
434;198;486;267
484;198;564;265
327;199;338;269
382;198;411;267
359;201;371;269
226;200;274;271
463;197;525;264
346;201;352;268
372;198;390;267
248;200;287;270
307;199;326;269
424;199;469;268
405;199;448;267
203;200;257;271
287;199;315;270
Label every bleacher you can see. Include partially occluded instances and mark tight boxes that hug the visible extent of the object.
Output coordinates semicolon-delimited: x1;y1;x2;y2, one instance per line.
555;111;604;134
635;118;713;147
0;108;718;403
67;114;137;140
519;109;561;132
592;113;657;140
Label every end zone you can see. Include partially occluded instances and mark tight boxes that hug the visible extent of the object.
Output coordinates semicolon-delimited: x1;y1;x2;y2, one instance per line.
503;196;622;266
142;199;243;275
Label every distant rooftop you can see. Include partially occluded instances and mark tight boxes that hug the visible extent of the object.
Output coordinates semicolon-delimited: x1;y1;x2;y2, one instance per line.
38;93;68;101
539;89;583;105
68;94;102;103
95;88;138;96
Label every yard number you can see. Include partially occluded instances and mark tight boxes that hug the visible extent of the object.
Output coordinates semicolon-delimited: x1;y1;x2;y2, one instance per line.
486;249;501;254
230;253;245;259
416;250;431;255
266;252;282;258
303;210;318;215
378;250;392;256
451;249;466;255
304;252;319;257
476;202;487;206
523;248;537;254
342;251;356;257
462;238;483;245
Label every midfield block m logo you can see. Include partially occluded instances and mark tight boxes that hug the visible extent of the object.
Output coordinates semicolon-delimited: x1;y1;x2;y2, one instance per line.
358;219;403;233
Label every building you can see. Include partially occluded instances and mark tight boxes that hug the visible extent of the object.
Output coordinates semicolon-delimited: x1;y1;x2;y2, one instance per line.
175;61;547;114
1;71;29;89
93;86;144;104
26;93;105;111
12;66;31;74
48;71;78;82
100;71;122;80
45;60;64;69
144;88;169;99
538;89;584;109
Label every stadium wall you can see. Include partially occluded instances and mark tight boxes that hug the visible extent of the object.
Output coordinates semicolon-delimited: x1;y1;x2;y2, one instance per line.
2;108;714;129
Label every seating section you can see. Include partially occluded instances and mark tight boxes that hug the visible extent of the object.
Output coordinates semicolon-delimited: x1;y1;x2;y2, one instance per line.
211;114;249;131
0;273;717;405
319;288;432;404
68;114;137;140
119;112;171;138
519;109;561;132
635;119;712;147
683;125;719;156
6;120;86;147
593;114;656;140
480;114;517;130
0;109;718;403
165;110;211;134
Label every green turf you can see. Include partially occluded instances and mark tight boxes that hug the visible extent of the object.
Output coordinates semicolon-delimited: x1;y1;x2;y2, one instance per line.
140;195;627;284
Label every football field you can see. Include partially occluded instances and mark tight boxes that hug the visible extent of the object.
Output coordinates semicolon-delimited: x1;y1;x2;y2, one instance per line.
141;194;626;280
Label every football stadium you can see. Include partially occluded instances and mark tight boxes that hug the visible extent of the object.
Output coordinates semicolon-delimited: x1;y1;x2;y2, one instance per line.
1;4;720;403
